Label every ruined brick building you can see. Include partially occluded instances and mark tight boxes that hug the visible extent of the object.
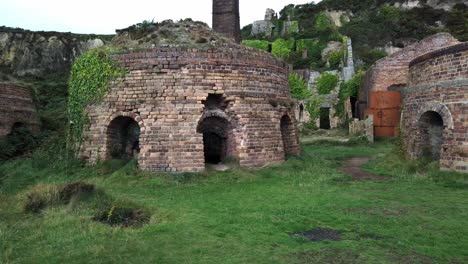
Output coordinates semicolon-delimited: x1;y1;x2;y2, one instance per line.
0;83;40;137
80;44;300;172
359;33;460;138
79;4;300;172
402;42;468;172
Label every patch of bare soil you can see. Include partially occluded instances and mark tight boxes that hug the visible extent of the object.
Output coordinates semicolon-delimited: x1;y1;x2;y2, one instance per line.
93;206;150;228
292;227;342;242
341;157;389;182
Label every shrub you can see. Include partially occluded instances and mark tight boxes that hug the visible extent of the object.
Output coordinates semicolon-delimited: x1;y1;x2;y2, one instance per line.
316;72;339;95
328;50;343;69
306;95;323;123
289;73;311;100
241;40;270;51
272;38;295;59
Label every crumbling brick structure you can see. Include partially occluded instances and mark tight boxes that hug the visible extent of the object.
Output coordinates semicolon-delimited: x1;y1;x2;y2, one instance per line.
402;42;468;172
213;0;241;43
359;33;459;117
0;83;40;136
80;44;300;172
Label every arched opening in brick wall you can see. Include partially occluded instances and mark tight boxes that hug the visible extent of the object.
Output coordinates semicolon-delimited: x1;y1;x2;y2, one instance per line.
418;111;444;161
197;116;233;164
106;116;140;160
280;115;295;157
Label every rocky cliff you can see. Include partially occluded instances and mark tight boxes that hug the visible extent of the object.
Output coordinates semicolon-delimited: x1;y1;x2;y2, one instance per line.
0;26;111;78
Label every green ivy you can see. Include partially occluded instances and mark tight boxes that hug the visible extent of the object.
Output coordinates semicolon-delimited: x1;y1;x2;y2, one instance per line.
67;49;125;152
241;40;270;51
288;73;310;100
316;72;339;95
335;72;364;119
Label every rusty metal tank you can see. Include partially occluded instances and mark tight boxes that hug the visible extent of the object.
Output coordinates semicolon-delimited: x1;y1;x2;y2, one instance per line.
364;91;402;138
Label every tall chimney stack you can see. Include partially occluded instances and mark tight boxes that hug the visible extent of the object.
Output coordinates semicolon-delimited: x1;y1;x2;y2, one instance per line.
212;0;241;43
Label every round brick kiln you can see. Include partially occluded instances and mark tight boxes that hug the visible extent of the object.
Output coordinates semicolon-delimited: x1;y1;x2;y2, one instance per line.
402;42;468;172
80;44;300;172
0;83;40;137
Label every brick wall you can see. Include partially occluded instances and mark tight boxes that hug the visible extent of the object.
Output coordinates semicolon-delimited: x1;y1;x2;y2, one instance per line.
360;33;459;107
213;0;241;43
402;42;468;172
0;83;40;137
80;44;300;172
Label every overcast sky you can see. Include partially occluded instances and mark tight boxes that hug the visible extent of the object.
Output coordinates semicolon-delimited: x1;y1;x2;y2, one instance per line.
0;0;319;34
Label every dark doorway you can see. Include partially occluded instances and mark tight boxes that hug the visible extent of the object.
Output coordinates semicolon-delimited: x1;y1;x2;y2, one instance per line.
198;117;231;164
299;104;304;122
319;108;331;129
280;115;294;157
350;97;358;118
107;116;140;159
418;111;444;160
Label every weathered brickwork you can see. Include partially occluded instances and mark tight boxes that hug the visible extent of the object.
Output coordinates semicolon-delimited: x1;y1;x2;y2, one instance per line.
360;33;459;109
402;42;468;172
213;0;241;43
0;83;40;137
80;44;300;172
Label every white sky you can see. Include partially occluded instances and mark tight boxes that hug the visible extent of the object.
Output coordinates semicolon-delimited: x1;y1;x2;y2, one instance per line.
0;0;319;34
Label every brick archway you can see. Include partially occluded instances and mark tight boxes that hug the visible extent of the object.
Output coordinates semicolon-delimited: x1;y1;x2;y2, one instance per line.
414;103;454;130
197;110;237;164
104;112;146;160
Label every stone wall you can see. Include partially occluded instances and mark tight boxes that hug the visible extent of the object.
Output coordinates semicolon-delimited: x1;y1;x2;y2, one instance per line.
0;83;40;136
80;44;300;172
360;33;459;109
402;42;468;172
213;0;241;43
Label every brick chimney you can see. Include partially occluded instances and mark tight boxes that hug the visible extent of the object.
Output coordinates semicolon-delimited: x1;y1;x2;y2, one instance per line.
212;0;241;43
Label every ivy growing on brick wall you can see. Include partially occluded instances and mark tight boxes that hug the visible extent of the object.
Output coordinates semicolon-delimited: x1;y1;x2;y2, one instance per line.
67;48;125;152
335;72;364;119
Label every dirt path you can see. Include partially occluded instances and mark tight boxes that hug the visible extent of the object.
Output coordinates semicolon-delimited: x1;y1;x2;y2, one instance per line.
341;157;389;182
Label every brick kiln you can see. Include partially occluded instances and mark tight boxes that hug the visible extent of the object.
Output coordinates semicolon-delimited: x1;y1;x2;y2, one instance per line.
80;44;300;172
402;42;468;172
0;83;40;137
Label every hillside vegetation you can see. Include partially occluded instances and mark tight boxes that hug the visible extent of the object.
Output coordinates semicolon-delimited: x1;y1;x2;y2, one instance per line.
242;0;467;69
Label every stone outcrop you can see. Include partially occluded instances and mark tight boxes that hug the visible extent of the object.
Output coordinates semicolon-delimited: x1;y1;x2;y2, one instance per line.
0;83;40;136
402;42;468;172
0;26;107;77
392;0;465;11
80;43;300;172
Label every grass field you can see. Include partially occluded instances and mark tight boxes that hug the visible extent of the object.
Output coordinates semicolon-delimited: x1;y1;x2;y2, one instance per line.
1;139;467;263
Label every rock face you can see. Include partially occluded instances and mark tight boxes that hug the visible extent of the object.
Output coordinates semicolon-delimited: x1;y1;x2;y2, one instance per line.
402;42;468;172
0;83;40;136
0;27;107;77
80;44;300;172
392;0;464;11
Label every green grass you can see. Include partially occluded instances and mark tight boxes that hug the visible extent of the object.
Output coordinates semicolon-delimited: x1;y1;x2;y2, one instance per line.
1;140;467;263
